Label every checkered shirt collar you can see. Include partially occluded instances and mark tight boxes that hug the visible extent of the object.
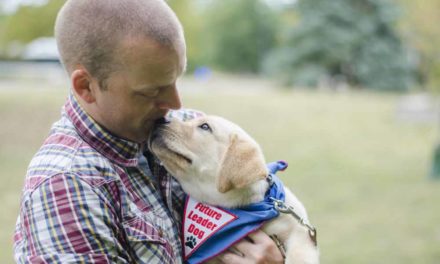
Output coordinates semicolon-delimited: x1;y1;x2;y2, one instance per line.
64;93;141;167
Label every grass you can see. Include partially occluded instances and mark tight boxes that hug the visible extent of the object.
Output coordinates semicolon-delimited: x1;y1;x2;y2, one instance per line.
0;78;438;263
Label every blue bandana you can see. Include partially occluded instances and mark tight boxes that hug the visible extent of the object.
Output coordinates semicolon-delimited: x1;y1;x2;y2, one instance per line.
182;161;288;264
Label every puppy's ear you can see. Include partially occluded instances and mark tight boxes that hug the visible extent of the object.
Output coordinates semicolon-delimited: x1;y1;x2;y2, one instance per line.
217;134;268;193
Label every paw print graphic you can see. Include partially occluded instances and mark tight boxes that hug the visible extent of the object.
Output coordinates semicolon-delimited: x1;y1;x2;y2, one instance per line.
185;236;197;249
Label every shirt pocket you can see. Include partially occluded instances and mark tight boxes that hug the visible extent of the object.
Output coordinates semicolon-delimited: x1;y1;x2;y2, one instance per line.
122;212;178;263
122;213;166;244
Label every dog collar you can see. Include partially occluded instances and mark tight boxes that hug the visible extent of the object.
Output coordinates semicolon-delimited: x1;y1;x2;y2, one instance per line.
182;161;288;264
266;160;288;185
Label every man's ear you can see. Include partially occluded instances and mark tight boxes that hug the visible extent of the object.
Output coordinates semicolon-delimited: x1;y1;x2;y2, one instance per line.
71;68;97;104
216;134;268;193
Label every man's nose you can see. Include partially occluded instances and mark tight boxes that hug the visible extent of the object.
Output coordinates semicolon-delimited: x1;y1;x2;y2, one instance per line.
156;84;182;110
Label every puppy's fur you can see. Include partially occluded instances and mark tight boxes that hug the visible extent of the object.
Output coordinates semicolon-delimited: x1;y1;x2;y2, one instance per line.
149;115;319;264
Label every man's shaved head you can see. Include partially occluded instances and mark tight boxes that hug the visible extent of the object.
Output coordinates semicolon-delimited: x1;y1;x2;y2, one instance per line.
55;0;185;88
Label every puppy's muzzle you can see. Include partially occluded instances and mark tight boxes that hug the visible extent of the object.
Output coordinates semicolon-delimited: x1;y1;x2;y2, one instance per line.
155;117;170;125
148;118;193;165
148;117;170;149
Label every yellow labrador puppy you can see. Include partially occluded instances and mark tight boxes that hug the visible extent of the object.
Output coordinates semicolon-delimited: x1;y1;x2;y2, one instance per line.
149;115;319;264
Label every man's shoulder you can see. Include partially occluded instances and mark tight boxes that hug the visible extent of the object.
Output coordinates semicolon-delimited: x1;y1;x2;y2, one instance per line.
24;117;117;192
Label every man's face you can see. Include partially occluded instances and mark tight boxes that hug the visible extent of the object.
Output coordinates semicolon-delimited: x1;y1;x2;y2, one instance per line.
90;38;185;143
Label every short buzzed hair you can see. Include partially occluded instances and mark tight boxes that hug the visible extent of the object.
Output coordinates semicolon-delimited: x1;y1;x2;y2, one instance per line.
55;0;185;88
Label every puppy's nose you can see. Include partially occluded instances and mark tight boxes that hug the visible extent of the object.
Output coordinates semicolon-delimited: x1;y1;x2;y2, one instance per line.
155;117;170;125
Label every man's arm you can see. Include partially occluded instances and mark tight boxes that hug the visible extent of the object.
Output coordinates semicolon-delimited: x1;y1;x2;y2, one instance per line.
15;173;128;263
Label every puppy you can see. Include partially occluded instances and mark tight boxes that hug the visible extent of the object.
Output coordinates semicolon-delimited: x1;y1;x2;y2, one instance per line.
149;115;319;264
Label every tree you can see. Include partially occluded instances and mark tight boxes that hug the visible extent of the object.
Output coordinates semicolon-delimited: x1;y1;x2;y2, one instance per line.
203;0;278;73
397;0;440;92
264;0;418;91
167;0;207;71
0;0;64;57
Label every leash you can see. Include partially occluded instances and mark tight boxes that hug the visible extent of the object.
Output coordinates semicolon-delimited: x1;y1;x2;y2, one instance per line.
270;197;318;246
266;169;317;247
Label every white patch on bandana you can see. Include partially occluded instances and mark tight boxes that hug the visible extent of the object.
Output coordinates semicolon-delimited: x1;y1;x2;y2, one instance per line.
183;196;237;259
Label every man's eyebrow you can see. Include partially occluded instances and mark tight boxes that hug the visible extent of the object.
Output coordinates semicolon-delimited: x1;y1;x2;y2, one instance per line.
134;84;174;91
131;85;157;94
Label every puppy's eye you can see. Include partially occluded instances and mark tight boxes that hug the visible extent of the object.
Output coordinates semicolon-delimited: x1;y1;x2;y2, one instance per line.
199;123;212;132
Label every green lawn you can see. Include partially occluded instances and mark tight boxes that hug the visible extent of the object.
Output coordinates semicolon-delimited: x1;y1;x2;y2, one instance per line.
0;81;438;263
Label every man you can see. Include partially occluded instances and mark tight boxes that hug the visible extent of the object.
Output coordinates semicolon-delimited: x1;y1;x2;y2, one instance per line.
13;0;284;263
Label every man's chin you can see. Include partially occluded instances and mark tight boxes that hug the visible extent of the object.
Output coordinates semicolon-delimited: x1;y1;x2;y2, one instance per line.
138;116;167;143
136;122;155;143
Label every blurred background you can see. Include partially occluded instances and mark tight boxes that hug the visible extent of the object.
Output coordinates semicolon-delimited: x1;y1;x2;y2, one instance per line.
0;0;439;263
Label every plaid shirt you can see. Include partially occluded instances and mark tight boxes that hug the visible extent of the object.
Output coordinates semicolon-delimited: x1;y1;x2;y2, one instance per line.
14;94;202;263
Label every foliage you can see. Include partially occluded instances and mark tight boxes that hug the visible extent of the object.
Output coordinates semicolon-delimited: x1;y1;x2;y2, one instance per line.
263;0;418;91
202;0;278;73
167;0;207;71
1;0;438;92
0;14;9;56
397;0;440;92
0;0;64;57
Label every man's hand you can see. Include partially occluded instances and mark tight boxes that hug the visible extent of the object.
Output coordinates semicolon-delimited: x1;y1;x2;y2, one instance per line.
216;230;284;264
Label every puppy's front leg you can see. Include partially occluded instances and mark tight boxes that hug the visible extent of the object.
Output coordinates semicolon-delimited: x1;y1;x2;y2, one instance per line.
285;227;320;264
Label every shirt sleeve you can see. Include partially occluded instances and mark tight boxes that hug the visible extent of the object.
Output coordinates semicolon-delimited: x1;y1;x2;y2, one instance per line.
15;173;129;264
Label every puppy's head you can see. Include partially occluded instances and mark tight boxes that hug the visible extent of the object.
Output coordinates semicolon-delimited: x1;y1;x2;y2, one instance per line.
149;115;268;197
